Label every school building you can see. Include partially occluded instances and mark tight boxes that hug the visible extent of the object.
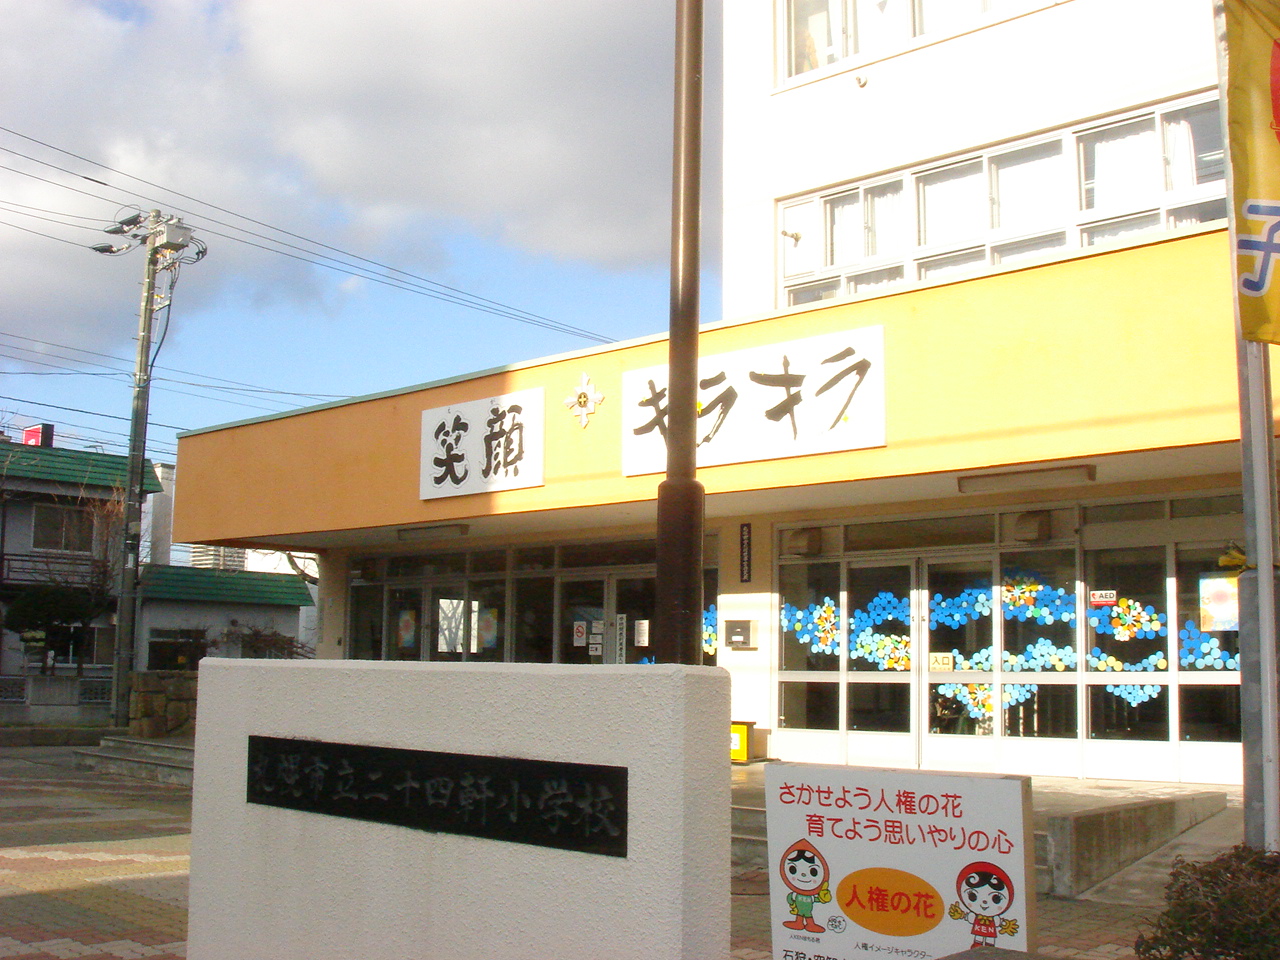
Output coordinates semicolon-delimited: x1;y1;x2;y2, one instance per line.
172;0;1253;784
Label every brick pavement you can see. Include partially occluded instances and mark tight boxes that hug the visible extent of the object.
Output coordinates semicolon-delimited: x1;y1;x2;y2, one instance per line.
0;750;190;960
1;747;1163;959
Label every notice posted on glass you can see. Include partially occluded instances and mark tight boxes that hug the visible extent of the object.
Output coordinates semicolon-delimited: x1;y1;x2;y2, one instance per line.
766;762;1035;960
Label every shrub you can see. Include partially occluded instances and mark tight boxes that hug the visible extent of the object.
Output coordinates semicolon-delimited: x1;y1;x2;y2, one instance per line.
1135;844;1280;960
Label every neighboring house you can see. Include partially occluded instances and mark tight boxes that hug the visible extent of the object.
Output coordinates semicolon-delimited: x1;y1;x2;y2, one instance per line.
0;434;162;678
137;564;315;670
0;433;315;724
172;0;1252;785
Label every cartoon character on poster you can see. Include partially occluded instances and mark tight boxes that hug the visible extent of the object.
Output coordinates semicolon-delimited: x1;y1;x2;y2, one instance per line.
949;861;1019;949
779;838;832;932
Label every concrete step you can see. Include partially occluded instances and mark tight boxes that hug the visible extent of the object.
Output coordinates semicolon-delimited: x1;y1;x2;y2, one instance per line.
97;735;194;764
74;736;194;787
0;726;126;747
1033;790;1225;897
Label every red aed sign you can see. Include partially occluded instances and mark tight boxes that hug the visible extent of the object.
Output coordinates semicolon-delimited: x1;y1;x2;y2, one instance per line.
1089;590;1118;608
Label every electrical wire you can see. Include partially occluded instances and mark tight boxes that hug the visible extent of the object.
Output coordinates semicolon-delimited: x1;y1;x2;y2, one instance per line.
0;393;188;431
0;198;113;223
0;130;615;343
0;330;345;401
0;131;616;344
0;337;313;415
0;213;92;248
0;201;111;232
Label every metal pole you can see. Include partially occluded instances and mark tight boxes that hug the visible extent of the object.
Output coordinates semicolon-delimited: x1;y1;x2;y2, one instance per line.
1214;0;1280;850
1235;335;1280;850
112;213;160;727
653;0;705;665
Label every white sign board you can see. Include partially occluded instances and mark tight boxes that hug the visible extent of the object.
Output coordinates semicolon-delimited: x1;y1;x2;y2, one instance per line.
420;388;544;499
767;763;1034;959
621;326;885;476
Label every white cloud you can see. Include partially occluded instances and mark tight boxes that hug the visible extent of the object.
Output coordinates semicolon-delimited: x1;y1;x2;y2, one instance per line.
0;0;719;365
234;0;680;263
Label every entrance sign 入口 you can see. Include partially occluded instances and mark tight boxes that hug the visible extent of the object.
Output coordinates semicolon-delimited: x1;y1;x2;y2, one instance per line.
767;762;1034;959
419;388;545;500
621;326;885;476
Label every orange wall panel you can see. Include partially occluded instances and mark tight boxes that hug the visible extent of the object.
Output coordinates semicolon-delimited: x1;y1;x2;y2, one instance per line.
174;232;1241;544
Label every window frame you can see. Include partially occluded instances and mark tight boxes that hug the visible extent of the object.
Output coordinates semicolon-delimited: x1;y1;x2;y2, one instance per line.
31;502;96;554
780;0;1041;83
779;93;1227;309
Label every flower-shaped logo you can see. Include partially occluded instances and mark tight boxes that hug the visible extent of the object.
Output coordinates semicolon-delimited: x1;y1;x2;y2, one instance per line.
563;373;604;428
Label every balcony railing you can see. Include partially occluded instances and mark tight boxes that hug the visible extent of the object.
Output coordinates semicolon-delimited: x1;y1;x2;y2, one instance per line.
1;552;107;588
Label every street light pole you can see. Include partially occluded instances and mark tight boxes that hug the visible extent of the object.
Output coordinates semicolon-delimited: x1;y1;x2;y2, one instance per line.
653;0;706;665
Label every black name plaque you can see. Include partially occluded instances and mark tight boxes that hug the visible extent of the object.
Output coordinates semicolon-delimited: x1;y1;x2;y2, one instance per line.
246;735;628;857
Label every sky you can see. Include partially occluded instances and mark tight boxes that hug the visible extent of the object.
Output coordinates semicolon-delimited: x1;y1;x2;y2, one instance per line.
0;0;723;467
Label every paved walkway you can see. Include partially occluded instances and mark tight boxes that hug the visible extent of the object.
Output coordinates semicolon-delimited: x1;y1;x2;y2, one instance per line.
0;747;1240;959
0;748;189;960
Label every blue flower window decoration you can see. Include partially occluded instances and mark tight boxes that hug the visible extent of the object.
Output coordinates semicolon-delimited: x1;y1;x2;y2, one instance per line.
936;683;993;720
849;591;911;670
1003;638;1077;672
929;587;992;630
1001;575;1076;626
1002;683;1038;710
1106;683;1163;707
780;597;841;656
702;604;718;657
1178;620;1238;671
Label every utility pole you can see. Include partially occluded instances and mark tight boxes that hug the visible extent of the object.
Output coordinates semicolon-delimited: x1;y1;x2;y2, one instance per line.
93;210;203;727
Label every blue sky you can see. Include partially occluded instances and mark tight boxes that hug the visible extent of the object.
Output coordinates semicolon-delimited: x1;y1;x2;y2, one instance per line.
0;0;722;465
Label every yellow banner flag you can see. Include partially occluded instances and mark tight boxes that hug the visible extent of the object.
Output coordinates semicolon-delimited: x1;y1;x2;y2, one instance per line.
1227;0;1280;343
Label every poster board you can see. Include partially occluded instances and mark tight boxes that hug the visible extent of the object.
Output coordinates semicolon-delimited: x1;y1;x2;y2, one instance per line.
766;762;1035;959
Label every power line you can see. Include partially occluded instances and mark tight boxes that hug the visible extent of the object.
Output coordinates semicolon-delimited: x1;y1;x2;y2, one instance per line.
0;330;345;402
0;213;93;248
0;130;615;343
0;393;189;431
0;338;313;415
0;197;111;223
0;199;111;232
0;129;616;344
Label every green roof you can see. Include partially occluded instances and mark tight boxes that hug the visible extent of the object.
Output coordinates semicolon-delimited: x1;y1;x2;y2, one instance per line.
0;443;164;494
140;565;314;607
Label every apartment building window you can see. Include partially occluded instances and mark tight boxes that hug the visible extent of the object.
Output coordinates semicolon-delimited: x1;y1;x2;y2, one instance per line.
32;503;95;553
786;0;1029;79
780;95;1226;307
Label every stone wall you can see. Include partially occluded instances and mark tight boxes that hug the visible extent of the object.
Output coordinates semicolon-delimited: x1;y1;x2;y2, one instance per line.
129;670;197;738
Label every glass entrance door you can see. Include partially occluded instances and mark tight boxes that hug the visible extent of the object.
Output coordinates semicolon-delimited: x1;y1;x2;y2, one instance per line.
558;575;658;664
845;563;918;768
846;564;914;728
925;557;996;737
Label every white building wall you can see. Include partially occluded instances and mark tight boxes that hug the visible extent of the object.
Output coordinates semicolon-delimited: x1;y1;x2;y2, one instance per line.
137;600;307;669
721;0;1220;319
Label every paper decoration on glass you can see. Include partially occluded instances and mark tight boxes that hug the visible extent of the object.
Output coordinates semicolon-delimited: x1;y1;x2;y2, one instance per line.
419;389;545;500
621;326;885;476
